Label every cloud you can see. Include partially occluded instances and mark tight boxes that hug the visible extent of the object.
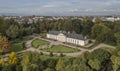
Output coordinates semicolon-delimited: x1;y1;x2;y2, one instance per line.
42;5;56;8
0;0;120;15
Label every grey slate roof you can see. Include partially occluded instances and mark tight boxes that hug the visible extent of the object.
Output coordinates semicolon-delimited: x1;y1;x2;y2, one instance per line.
48;31;84;40
48;31;60;35
66;33;84;40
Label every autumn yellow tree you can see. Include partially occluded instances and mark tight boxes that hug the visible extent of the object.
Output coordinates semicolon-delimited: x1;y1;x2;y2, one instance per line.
0;57;5;66
8;52;18;64
0;35;11;52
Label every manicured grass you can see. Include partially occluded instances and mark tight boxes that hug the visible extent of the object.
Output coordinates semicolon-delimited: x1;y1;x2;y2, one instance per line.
32;39;49;48
43;45;79;53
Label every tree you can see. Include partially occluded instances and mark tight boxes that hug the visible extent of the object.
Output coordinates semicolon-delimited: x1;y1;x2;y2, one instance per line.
49;52;53;57
88;49;111;63
0;58;5;66
43;68;55;71
91;24;103;39
82;20;94;36
91;24;116;45
115;32;120;46
110;55;120;71
95;18;103;24
22;55;31;71
96;25;116;45
6;25;20;39
8;52;18;64
45;59;56;69
88;59;100;71
16;65;22;71
0;17;8;34
22;52;42;71
114;21;120;33
2;64;16;71
0;35;11;52
56;59;65;71
39;22;46;32
25;26;35;35
71;56;91;71
71;19;82;33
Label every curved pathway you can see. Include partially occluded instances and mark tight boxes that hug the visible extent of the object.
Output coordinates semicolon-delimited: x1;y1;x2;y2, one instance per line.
3;36;116;60
23;36;116;57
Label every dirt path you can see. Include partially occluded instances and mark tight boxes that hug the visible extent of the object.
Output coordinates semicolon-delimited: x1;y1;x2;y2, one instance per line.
23;36;116;57
3;36;116;59
88;43;115;52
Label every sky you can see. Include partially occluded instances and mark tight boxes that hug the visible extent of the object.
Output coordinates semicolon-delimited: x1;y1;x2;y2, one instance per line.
0;0;120;16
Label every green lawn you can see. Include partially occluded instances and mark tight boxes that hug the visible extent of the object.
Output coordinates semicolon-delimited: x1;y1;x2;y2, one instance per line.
43;45;79;53
10;36;31;52
32;39;49;48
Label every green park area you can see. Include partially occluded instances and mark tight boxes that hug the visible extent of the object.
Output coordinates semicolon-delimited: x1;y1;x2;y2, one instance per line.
32;39;49;48
43;45;79;53
10;36;32;52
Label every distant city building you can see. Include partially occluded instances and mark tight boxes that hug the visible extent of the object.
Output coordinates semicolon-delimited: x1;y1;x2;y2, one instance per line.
47;31;89;46
102;17;120;22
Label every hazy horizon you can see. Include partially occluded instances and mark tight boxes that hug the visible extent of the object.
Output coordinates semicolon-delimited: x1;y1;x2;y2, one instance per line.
0;0;120;16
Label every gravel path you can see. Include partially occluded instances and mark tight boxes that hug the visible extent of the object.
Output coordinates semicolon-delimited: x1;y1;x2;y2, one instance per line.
23;36;116;57
3;36;116;60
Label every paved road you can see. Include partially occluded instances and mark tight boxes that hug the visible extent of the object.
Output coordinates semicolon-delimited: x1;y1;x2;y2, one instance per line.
23;36;116;57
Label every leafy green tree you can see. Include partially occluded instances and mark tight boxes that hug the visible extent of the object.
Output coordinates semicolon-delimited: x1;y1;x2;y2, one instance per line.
91;24;116;45
96;25;116;45
45;59;56;69
25;26;35;35
88;49;111;63
88;59;100;71
16;65;22;71
56;59;65;71
43;68;55;71
91;24;103;39
110;55;120;71
115;32;120;46
0;17;8;34
114;21;120;33
22;52;42;71
6;25;20;39
72;57;91;71
95;18;103;24
82;20;94;36
71;19;82;33
22;55;31;71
